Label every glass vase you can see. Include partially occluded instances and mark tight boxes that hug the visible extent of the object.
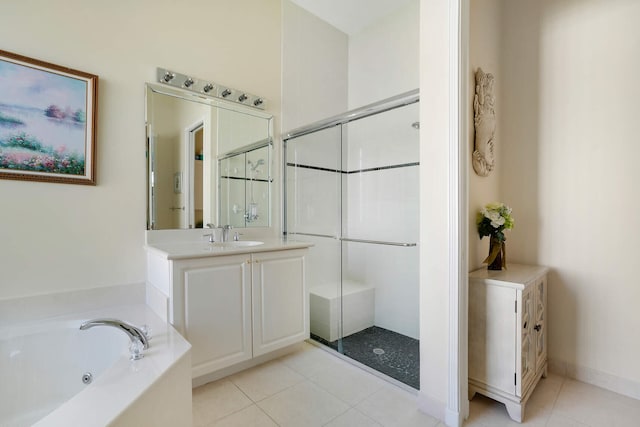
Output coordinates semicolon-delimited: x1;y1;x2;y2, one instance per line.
488;235;503;271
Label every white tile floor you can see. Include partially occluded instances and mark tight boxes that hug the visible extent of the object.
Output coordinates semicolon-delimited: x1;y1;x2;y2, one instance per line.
193;342;640;427
466;372;640;427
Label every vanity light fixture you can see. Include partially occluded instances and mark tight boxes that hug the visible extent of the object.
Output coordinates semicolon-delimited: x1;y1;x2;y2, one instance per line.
155;68;267;110
162;71;175;83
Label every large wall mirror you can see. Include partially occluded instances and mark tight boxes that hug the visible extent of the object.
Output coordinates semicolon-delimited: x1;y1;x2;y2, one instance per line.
145;83;273;230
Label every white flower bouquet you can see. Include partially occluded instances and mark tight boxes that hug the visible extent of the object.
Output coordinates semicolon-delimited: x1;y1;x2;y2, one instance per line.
477;202;514;269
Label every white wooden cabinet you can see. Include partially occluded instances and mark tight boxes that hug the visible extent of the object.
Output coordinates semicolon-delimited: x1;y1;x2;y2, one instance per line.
252;250;308;357
468;264;548;422
164;248;308;379
177;254;252;378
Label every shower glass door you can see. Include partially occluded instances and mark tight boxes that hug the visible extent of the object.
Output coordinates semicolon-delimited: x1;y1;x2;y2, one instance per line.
338;102;420;389
285;126;343;350
284;93;420;389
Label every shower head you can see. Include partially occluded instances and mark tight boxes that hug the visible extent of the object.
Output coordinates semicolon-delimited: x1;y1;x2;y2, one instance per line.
248;159;265;171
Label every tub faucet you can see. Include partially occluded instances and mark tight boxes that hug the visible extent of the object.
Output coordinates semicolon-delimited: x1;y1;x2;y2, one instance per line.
80;318;150;360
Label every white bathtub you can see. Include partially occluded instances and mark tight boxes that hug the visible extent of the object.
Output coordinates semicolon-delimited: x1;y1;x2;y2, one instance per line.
0;304;192;427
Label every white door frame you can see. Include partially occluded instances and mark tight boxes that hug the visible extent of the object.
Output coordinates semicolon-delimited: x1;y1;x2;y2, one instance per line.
417;1;469;426
449;0;470;425
184;119;205;229
147;124;157;230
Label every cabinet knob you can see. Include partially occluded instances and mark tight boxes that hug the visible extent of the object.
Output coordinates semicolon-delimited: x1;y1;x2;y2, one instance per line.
534;324;542;332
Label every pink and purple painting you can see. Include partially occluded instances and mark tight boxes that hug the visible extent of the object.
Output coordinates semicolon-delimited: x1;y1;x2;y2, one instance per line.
0;50;97;185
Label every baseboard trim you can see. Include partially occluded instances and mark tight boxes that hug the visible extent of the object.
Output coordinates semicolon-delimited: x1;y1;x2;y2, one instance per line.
191;342;305;388
417;392;446;423
418;393;465;427
549;358;640;400
445;406;464;427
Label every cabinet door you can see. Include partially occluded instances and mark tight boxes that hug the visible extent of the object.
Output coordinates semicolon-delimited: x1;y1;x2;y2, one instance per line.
468;280;517;395
534;275;547;373
181;255;252;378
252;249;308;357
518;285;536;396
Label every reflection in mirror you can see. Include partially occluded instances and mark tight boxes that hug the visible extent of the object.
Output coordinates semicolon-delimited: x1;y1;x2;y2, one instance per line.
145;83;273;230
219;143;271;228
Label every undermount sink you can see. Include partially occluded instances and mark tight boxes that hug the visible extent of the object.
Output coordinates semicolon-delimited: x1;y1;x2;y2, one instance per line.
212;240;264;247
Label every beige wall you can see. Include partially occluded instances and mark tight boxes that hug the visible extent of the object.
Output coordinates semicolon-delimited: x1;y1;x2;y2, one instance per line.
0;0;281;299
500;0;640;390
468;0;502;269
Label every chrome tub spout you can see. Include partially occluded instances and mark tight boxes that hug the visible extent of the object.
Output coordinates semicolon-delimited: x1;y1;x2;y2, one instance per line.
80;318;150;360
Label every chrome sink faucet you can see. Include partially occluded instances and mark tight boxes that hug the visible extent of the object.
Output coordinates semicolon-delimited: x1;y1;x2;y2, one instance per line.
222;225;232;242
80;318;150;360
204;223;233;242
204;223;217;243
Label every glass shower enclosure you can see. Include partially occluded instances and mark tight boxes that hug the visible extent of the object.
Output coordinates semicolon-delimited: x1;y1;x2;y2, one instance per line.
283;90;420;389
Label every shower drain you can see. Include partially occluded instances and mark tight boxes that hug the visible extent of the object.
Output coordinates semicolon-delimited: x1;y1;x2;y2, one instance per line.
372;348;385;355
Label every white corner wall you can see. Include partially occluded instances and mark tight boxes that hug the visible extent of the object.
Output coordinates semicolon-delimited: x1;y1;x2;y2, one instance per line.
281;0;348;307
501;0;640;396
347;0;420;108
281;0;348;131
418;0;453;419
0;0;282;300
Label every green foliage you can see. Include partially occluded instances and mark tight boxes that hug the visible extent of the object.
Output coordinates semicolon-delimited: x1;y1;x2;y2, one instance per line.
73;109;86;123
4;133;44;152
0;112;25;126
477;202;514;242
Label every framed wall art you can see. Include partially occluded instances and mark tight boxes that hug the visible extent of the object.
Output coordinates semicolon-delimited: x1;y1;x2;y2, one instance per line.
0;49;98;185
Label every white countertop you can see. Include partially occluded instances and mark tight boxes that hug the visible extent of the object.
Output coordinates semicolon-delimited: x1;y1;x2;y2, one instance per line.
469;263;549;285
145;237;313;260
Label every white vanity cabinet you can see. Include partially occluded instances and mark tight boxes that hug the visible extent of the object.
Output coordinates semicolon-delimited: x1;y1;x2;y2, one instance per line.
251;250;308;357
175;254;253;378
145;242;309;381
468;264;548;423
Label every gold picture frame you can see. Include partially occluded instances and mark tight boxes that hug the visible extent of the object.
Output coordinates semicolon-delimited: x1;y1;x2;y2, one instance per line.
0;49;98;185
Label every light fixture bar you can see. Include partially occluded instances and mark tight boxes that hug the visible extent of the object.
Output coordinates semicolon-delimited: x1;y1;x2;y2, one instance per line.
156;68;267;110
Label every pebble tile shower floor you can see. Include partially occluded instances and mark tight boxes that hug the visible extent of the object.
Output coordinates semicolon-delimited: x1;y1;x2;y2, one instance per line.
311;326;420;389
